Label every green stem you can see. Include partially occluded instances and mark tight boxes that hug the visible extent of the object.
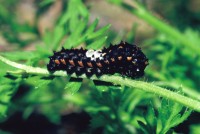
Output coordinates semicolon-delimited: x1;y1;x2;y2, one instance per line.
154;81;200;101
0;55;200;112
121;1;200;55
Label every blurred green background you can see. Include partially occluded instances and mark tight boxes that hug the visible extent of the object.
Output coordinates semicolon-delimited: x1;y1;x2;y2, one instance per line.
0;0;200;134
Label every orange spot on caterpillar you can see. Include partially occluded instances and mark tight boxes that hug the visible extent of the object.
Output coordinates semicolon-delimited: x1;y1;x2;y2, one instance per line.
87;62;93;67
96;62;102;67
78;61;84;67
111;58;115;62
60;59;66;65
118;56;122;60
127;57;132;61
54;60;60;65
104;60;109;64
69;60;75;66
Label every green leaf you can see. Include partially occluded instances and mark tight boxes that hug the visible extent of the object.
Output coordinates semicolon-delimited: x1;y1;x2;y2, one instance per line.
145;105;157;133
90;114;107;130
69;15;80;33
87;24;111;40
137;103;157;134
52;25;66;50
39;0;55;6
157;98;192;134
107;0;122;5
137;120;149;134
87;36;107;49
77;0;89;17
0;81;19;122
122;89;148;113
138;94;192;134
190;124;200;134
85;18;99;35
25;76;52;89
63;19;88;48
0;51;38;61
64;78;82;95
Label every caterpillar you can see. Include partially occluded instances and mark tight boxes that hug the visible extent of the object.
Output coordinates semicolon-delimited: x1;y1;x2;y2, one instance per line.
47;41;149;78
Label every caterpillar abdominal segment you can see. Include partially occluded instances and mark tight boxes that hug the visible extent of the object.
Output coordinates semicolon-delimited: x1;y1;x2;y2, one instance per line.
47;41;149;78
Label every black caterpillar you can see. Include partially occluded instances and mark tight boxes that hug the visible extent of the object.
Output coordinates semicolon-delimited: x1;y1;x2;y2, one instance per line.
47;41;148;78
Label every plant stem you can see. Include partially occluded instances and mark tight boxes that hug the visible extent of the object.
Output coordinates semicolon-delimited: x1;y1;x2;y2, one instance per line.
121;1;200;55
0;55;200;112
154;81;200;101
104;76;200;112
